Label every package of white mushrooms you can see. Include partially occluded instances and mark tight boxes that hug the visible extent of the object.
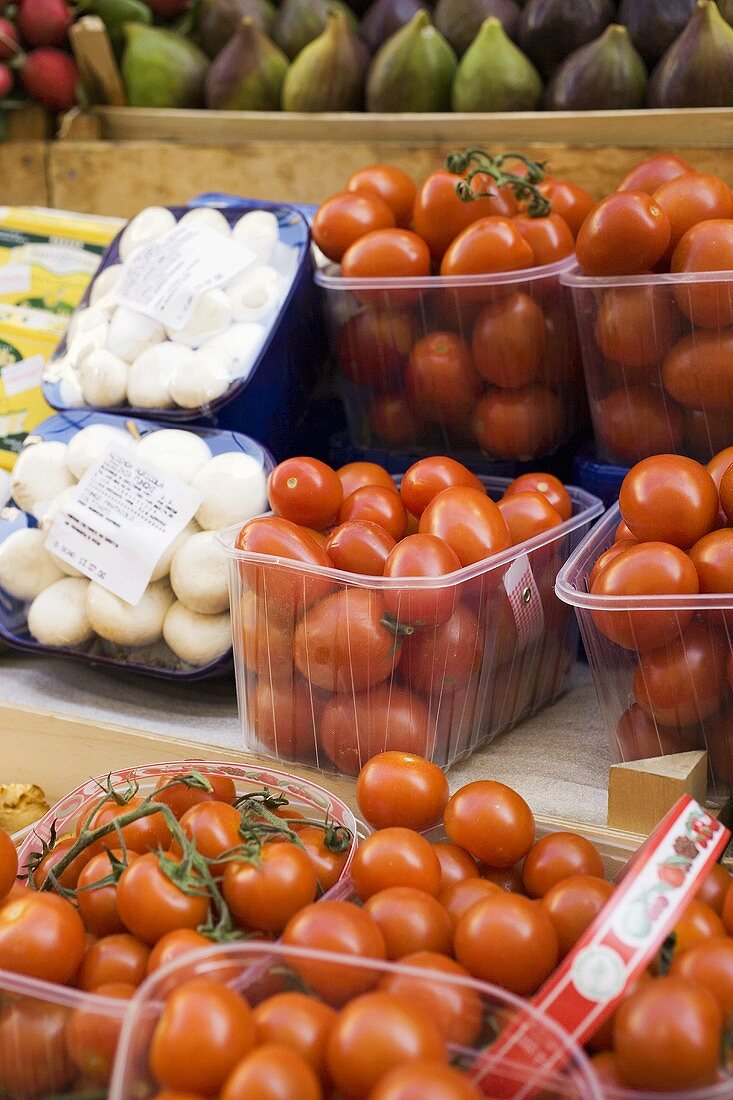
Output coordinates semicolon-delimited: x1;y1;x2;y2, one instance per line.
0;411;273;679
42;201;311;425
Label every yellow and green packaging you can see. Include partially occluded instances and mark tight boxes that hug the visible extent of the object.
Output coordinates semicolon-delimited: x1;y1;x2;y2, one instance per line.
0;304;67;470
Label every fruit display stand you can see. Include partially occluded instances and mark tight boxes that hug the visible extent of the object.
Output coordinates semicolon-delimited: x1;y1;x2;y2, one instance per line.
0;105;52;206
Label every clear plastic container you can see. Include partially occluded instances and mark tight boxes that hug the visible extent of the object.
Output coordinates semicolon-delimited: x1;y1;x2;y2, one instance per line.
316;256;587;462
556;503;733;804
562;264;733;466
110;941;603;1100
0;409;274;680
220;477;603;774
572;444;629;509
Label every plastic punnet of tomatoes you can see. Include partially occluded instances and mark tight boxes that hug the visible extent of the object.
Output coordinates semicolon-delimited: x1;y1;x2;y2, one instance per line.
110;941;602;1100
2;760;359;1098
219;454;603;775
562;154;733;466
312;152;588;463
557;449;733;805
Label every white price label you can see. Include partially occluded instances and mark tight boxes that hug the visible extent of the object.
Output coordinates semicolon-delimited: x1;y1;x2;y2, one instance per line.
0;263;31;295
2;355;45;397
112;224;257;330
45;445;202;605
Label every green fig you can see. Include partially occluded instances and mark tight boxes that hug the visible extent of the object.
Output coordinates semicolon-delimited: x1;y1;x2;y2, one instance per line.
205;17;287;108
282;9;369;109
452;16;542;110
366;11;456;111
197;0;277;59
121;24;209;107
648;0;733;106
544;25;647;110
84;0;152;56
274;0;357;60
434;0;519;56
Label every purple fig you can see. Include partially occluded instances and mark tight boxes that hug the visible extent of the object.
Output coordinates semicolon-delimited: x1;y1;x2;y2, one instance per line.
434;0;520;56
544;25;647;111
197;0;276;59
360;0;427;54
205;16;288;108
518;0;614;77
648;0;733;107
618;0;696;67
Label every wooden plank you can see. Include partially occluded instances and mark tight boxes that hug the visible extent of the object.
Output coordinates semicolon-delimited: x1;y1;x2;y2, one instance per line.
70;17;127;108
0;142;49;205
48;138;733;214
75;106;733;148
7;106;52;140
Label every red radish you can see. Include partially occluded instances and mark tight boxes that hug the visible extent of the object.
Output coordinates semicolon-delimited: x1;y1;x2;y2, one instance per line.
20;48;77;110
0;62;13;97
0;19;19;60
17;0;71;47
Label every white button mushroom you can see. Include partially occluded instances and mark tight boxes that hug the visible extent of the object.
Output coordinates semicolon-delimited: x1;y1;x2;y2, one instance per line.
0;469;10;507
163;601;231;665
86;578;175;646
106;307;166;364
67;306;113;348
58;374;85;409
11;441;76;515
227;266;284;324
88;262;123;308
169;348;231;409
178;208;231;236
150;519;199;582
28;576;94;647
118;206;177;261
170;530;229;614
232;210;279;265
0;527;64;601
78;348;129;407
136;429;213;484
66;423;135;480
126;342;190;409
166;289;232;349
202;322;265;380
192;451;268;531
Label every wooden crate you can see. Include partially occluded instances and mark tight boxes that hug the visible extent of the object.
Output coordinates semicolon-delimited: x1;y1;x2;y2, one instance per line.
51;107;733;216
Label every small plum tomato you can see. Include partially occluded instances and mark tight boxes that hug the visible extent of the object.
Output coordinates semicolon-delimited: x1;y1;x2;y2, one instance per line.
522;832;604;898
325;520;396;576
412;168;515;262
400;456;484;518
594;385;685;466
253;992;336;1075
268;457;343;531
594;285;682;372
454;893;559;995
439;877;501;928
661;330;733;413
349;827;442;900
671;218;733;328
401;600;483;694
632;618;728;727
471;292;546;389
471;385;562;460
221;1044;321;1100
418;487;511;567
540;875;614;956
369;393;424;446
364;886;453;959
503;471;572;521
347;165;416;229
337;308;415;391
0;828;17;900
616;153;693;195
444;780;535;867
370;1061;482;1100
318;684;433;777
404;331;483;428
671;936;733;1016
619;454;719;549
670;899;725;958
282;900;387;1006
341;229;431;304
379;951;483;1047
615;703;703;763
383;534;462;627
355;750;449;831
336;461;395;499
537;177;595;237
512;212;574;265
575;190;671;276
339;484;407;540
440;216;535;278
497;490;562;545
654;172;733;254
312;191;395;262
235;516;334;615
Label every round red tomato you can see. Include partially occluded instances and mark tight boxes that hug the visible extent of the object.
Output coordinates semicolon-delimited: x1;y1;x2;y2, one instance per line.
633;618;727;726
326;991;446;1096
76;848;139;936
707;445;733;488
672;219;733;327
356;749;449;832
235;517;334;616
617;153;693;195
341;228;430;283
369;393;424;446
418;487;510;567
444;780;535;867
575;191;671;276
350;827;442;900
471;385;562;460
594;385;685;465
296;825;348;893
471;292;546;389
364;886;453;959
504;472;571;521
319;684;433;776
65;982;132;1086
440;216;535;278
337;461;395;499
174;800;242;864
439;877;501;928
655;172;733;255
540;874;614;956
223;844;317;933
347;165;416;228
404;331;483;428
400;457;484;518
512;212;574;266
339;484;407;540
78;932;150;991
671;936;733;1016
413;169;514;262
253;992;336;1075
695;864;733;916
153;772;235;819
431;842;479;891
337;309;415;391
497;490;562;545
0;1000;77;1100
312;191;395;262
454;892;559;995
383;534;462;627
325;520;395;576
369;1060;482;1100
0;829;16;902
537;178;596;237
282;900;387;1005
146;928;213;976
85;796;172;855
401;601;483;694
671;899;725;958
221;1043;321;1100
294;588;402;692
662;330;733;413
116;853;210;945
685;406;733;462
590;541;699;651
522;832;604;898
150;978;256;1094
619;454;719;549
379;951;483;1046
595;286;682;372
0;890;86;984
32;836;92;891
249;676;321;765
614;976;722;1091
268;457;343;531
690;529;733;594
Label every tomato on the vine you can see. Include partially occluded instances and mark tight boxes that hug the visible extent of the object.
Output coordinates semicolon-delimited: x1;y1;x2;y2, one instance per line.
173;800;243;865
440;216;535;278
153;773;235;819
412;169;514;262
116;853;209;945
347;165;416;229
537;178;595;237
222;844;317;933
513;212;574;265
76;848;139;937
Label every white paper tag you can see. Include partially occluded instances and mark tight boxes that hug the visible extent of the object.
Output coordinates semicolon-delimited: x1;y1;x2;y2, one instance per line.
112;224;257;330
2;355;45;396
0;263;31;294
45;445;202;605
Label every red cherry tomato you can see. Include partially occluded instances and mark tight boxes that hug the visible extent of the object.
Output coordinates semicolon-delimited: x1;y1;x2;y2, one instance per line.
419;487;511;567
694;864;733;916
378;951;483;1046
78;932;150;991
440;216;535;278
662;330;733;413
0;829;17;901
349;827;442;900
404;331;483;428
400;456;485;518
671;219;733;328
671;936;733;1015
721;465;733;524
537;177;596;237
76;848;139;936
616;153;693;195
221;1044;321;1100
341;229;431;299
587;540;637;589
339;484;407;540
594;286;682;372
0;890;86;984
356;750;449;831
575;191;671;276
282;900;387;1006
540;875;614;956
364;886;453;959
347;165;416;229
383;534;462;626
707;446;733;488
369;1061;483;1100
319;684;433;776
654;172;733;255
431;842;479;890
325;520;396;575
633;618;728;726
401;600;484;694
235;517;334;616
671;899;725;959
594;385;684;465
497;490;562;545
471;292;546;389
253;992;337;1075
337;461;396;498
522;832;604;898
268;457;343;531
413;169;515;262
619;454;719;549
471;386;562;460
439;877;501;927
369;393;424;446
444;780;535;867
690;529;733;593
503;472;572;521
454;892;558;995
222;844;317;933
312;191;395;262
615;702;702;762
512;212;574;265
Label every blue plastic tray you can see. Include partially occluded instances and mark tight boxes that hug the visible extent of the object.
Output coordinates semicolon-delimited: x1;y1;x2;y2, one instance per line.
43;199;320;463
0;410;273;680
571;443;629;509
